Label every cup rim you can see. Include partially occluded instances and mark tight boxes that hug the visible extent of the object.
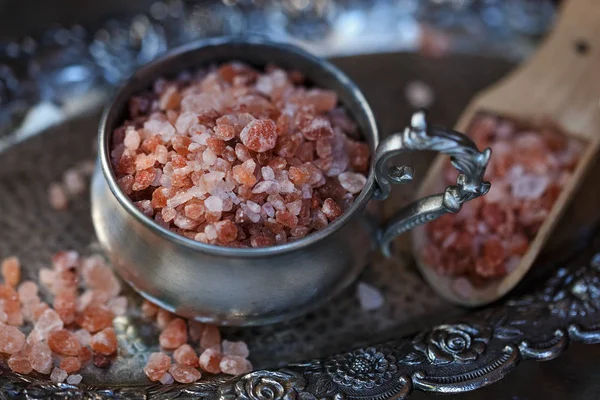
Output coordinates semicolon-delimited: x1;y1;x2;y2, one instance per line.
98;36;379;258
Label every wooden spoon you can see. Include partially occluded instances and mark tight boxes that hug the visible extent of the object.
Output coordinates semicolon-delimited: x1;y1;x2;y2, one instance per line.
411;0;600;306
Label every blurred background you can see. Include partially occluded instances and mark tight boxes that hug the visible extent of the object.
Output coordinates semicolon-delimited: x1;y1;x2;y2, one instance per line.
0;0;560;143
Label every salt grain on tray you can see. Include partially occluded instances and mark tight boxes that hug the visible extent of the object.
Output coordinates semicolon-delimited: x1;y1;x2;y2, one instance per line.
0;253;251;385
110;62;370;248
423;114;584;284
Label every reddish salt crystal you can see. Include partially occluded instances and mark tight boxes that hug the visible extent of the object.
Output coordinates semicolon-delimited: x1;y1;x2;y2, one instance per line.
157;308;175;330
90;327;118;355
215;220;238;243
63;169;86;196
132;168;156;191
338;172;366;194
220;355;253;376
301;116;334;141
159;318;188;350
8;352;32;374
50;367;68;383
200;325;221;350
188;320;205;342
222;340;250;358
26;329;43;346
250;235;275;248
214;124;236;141
169;363;202;383
174;344;199;367
93;353;112;368
60;356;81;373
31;303;50;322
1;256;20;288
117;175;134;195
0;323;25;354
35;309;64;339
297;142;315;162
29;342;53;374
199;346;222;374
240;120;277;153
48;329;81;356
288;166;310;185
144;352;171;381
66;374;83;385
141;300;159;319
48;183;69;210
54;291;76;325
322;198;342;221
78;346;93;363
77;305;114;333
275;210;298;228
232;165;258;187
81;257;121;298
304;89;338;113
159;85;182;110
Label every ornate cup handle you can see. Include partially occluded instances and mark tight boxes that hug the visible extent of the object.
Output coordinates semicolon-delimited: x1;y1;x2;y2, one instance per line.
374;111;492;257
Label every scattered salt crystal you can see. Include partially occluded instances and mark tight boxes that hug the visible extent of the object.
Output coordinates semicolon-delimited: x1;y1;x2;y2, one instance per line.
2;256;21;288
74;329;92;346
199;346;222;374
159;372;174;385
50;367;68;383
405;80;434;109
48;183;68;210
222;340;250;358
66;374;83;385
63;169;86;196
356;282;384;311
220;355;253;375
34;309;64;339
0;324;25;354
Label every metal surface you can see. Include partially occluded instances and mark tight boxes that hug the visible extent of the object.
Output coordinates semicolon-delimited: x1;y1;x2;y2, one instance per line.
374;111;490;257
93;37;485;325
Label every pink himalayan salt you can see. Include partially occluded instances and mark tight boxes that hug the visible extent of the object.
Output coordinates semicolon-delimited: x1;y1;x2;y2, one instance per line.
52;250;79;272
159;372;174;385
356;282;385;311
200;325;221;350
156;308;174;330
54;291;76;325
76;305;114;333
17;281;38;303
90;327;118;355
222;340;249;358
60;356;82;373
169;363;202;383
81;255;121;298
50;367;68;383
111;62;369;249
29;342;53;374
8;352;33;374
1;256;21;287
63;169;86;196
159;318;188;350
48;329;81;356
144;352;171;381
199;346;222;374
66;374;83;385
34;309;64;339
220;355;253;376
188;320;205;342
142;300;159;318
173;343;199;367
0;323;26;354
338;172;367;194
48;183;68;210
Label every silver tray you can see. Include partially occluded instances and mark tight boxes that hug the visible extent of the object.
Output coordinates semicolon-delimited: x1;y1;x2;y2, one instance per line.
2;49;600;399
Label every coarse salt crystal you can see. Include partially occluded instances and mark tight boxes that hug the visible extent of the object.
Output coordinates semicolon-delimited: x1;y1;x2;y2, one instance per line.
356;282;384;311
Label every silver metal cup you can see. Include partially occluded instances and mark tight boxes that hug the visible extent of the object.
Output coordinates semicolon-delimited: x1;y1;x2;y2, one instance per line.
92;37;491;326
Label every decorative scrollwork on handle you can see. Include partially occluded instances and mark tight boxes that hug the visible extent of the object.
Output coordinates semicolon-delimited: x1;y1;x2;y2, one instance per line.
373;111;491;256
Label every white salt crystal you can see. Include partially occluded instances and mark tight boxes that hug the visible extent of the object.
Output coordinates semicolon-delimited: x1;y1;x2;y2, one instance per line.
48;183;68;210
261;166;275;180
246;201;261;214
405;80;434;109
123;128;141;150
356;282;384;311
203;148;217;166
204;225;217;240
66;374;83;385
338;172;367;194
158;372;174;385
50;368;68;383
205;196;224;212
